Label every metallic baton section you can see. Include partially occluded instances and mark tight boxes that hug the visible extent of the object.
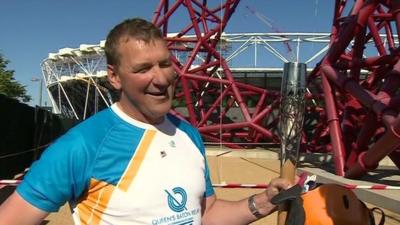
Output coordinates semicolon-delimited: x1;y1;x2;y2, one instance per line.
279;62;306;168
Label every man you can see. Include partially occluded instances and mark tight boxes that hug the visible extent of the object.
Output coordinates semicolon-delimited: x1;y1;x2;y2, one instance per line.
0;18;291;225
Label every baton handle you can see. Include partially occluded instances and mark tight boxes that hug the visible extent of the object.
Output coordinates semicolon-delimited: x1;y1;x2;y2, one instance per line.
277;159;296;225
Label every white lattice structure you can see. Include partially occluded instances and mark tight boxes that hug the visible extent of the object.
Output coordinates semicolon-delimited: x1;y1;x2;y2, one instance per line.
42;32;334;120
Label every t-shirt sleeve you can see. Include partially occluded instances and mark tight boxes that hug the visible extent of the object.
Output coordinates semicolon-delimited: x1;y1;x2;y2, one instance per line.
203;158;215;197
16;131;91;212
191;128;215;197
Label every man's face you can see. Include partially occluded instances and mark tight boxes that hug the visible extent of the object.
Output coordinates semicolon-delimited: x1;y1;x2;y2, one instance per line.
108;38;176;124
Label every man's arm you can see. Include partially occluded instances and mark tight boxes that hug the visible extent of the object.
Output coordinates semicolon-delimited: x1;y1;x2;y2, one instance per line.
201;178;291;225
0;191;49;225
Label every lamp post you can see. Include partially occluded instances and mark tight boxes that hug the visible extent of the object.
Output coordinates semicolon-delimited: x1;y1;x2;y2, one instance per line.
31;77;43;107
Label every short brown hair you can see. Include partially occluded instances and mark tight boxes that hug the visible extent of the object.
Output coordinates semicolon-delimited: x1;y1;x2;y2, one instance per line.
104;18;163;67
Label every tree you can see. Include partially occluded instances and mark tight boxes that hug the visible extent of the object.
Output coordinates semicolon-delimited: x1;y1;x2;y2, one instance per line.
0;53;31;102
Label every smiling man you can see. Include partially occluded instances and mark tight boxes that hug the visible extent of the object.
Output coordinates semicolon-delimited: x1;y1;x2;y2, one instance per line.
0;18;291;225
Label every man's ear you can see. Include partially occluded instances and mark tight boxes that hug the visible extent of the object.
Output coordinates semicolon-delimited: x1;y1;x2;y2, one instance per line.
107;64;121;90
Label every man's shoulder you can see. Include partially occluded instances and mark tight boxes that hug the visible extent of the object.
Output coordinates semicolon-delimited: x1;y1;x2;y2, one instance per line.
57;107;119;145
71;107;117;132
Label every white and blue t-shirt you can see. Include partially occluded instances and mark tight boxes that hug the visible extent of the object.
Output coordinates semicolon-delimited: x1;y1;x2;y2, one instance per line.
17;104;214;225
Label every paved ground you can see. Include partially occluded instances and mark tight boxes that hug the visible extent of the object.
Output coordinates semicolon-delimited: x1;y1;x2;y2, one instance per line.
207;147;400;225
1;147;399;224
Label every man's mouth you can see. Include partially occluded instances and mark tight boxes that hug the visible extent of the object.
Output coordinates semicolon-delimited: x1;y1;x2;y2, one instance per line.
147;91;167;97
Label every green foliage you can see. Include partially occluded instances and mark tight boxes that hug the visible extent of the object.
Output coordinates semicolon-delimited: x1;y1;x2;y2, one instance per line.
0;53;31;102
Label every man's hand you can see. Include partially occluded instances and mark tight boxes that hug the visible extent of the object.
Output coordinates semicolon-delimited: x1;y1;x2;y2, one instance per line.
251;177;293;217
271;184;305;225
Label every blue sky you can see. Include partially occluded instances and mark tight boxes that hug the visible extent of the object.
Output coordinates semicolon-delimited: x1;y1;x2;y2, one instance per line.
0;0;333;106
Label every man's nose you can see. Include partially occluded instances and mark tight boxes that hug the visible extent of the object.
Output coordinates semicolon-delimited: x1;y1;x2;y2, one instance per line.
152;66;174;85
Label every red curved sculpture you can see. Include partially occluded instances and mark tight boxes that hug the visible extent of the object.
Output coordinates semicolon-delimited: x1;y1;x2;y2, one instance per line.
153;0;281;149
309;0;400;177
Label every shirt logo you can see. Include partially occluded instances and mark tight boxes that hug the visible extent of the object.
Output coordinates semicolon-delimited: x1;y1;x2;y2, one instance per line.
169;140;176;148
165;187;187;212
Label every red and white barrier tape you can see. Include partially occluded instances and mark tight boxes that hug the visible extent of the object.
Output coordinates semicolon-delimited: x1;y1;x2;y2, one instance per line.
342;184;400;190
1;180;399;190
212;183;400;190
0;168;29;189
0;180;22;186
213;183;269;189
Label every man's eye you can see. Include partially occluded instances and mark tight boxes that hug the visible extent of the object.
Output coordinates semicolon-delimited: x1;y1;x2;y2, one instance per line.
134;67;150;73
160;62;172;68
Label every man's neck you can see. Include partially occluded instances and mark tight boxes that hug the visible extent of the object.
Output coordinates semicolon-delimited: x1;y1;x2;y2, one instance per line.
115;101;164;125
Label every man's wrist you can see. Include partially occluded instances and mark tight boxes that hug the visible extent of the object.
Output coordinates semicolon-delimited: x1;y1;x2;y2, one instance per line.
248;194;264;219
